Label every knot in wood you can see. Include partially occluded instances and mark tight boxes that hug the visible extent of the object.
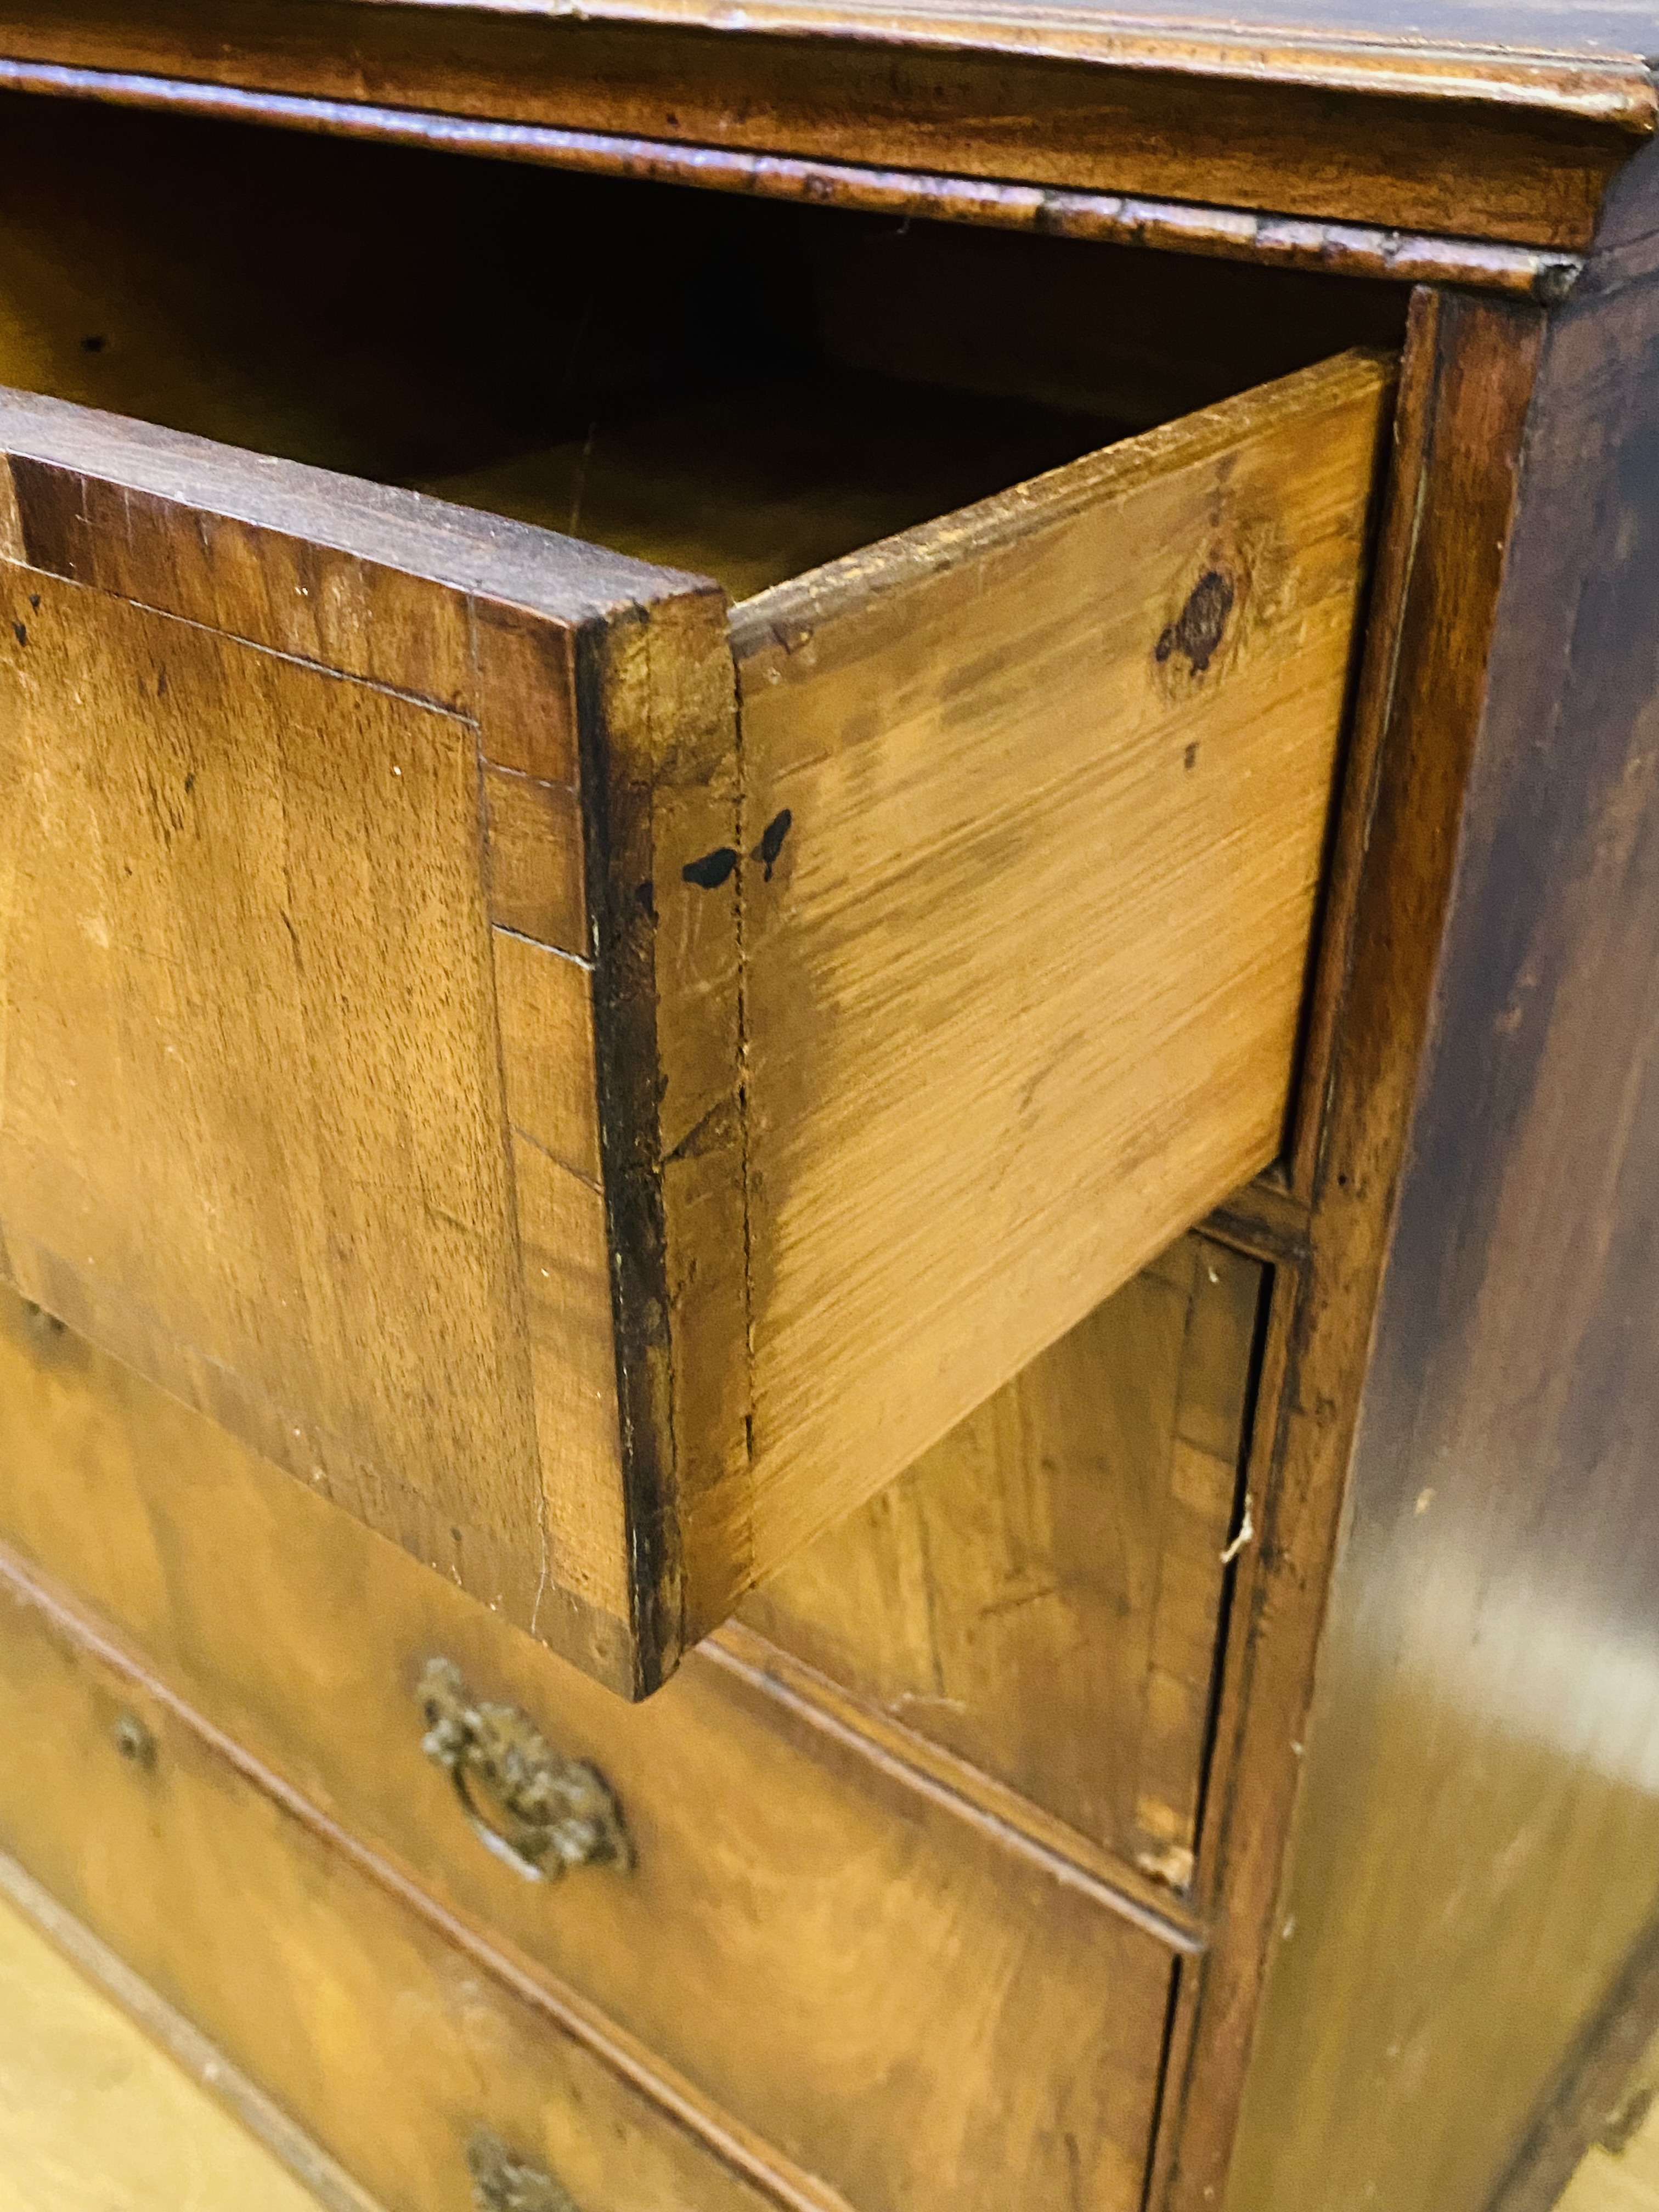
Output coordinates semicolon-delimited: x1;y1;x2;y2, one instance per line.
1156;567;1237;675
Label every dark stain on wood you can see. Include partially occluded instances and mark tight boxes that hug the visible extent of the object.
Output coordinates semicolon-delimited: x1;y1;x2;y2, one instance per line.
749;808;792;882
681;846;738;890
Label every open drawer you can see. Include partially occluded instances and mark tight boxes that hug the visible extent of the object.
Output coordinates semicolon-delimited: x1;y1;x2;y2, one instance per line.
0;103;1393;1694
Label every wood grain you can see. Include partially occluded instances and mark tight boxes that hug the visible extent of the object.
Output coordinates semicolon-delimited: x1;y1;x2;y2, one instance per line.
0;567;546;1551
743;1231;1263;1888
0;66;1586;300
0;1;1644;251
416;373;1115;602
0;1849;380;2212
704;1621;1205;1950
484;768;585;948
729;350;1390;1607
0;385;741;1692
0;1347;1177;2212
0;1210;1234;1944
0;65;1583;307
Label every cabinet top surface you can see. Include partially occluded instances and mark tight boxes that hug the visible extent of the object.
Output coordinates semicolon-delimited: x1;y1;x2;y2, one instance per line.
574;0;1657;59
375;0;1659;104
3;0;1659;258
2;0;1655;266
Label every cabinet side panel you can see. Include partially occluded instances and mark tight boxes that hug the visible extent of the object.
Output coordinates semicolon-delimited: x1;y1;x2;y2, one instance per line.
1149;288;1545;2212
1226;272;1659;2210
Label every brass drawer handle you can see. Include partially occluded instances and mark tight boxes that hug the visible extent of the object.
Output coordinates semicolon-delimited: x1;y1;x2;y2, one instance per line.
468;2130;582;2212
417;1657;632;1882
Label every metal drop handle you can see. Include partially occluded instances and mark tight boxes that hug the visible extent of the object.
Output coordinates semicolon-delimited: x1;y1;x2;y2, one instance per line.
417;1657;631;1883
469;2130;583;2212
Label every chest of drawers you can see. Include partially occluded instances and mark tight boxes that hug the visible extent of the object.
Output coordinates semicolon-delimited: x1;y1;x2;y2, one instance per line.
0;13;1657;2211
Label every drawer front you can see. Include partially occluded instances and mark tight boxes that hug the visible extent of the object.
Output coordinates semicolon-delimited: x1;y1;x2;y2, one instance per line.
0;1288;1178;2212
0;348;1389;1689
743;1229;1266;1887
0;1560;798;2212
0;386;746;1697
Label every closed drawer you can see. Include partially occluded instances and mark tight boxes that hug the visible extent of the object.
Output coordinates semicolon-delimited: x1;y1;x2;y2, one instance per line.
744;1228;1267;1888
0;1285;1182;2212
0;1558;809;2212
0;103;1392;1694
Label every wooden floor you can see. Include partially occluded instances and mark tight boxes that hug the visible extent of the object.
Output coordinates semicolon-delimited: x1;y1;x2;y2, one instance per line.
0;1887;321;2212
1558;2096;1659;2212
0;1875;1654;2212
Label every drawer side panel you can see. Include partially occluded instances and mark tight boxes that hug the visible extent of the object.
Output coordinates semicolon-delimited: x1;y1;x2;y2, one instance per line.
729;350;1391;1607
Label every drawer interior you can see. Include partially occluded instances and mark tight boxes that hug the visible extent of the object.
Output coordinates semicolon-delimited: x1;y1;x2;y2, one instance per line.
0;90;1406;601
